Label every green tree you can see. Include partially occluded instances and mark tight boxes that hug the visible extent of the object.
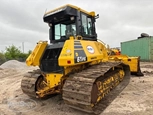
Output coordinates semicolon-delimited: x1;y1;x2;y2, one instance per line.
4;45;21;60
4;45;32;62
18;52;30;61
27;50;32;55
0;52;6;65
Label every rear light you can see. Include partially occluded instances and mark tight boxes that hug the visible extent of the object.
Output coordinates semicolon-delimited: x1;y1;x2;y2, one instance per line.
67;60;71;64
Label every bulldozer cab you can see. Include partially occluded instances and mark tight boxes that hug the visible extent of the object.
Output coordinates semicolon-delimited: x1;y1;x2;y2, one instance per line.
43;4;98;43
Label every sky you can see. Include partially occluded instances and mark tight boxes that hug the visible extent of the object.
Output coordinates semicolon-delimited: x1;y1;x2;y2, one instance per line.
0;0;153;53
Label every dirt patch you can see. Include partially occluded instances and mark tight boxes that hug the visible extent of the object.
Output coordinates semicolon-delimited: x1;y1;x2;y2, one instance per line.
0;60;153;115
0;60;27;69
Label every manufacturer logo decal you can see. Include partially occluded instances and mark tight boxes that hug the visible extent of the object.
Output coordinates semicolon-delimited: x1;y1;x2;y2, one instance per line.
87;46;94;54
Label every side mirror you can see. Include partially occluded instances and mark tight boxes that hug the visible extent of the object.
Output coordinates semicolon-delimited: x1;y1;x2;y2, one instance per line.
95;14;99;19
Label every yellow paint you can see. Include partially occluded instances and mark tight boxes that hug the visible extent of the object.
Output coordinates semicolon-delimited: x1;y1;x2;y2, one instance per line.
59;40;75;66
26;41;48;66
46;73;63;88
58;39;109;66
44;4;95;17
96;69;124;103
75;52;78;56
122;57;139;72
109;55;139;72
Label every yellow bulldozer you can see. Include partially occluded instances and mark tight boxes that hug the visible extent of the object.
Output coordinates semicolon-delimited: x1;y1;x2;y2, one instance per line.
21;4;143;114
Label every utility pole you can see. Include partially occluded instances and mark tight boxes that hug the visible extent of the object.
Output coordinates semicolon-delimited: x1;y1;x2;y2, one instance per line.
22;42;24;53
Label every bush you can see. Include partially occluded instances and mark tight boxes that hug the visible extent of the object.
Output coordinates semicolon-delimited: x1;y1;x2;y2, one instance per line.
4;45;31;62
5;45;21;60
0;52;6;65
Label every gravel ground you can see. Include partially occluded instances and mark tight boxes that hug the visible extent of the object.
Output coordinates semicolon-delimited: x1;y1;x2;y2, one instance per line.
0;60;153;115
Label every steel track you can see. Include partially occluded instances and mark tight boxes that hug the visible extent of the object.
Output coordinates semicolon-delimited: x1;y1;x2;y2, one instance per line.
21;69;41;97
62;62;130;114
21;62;130;114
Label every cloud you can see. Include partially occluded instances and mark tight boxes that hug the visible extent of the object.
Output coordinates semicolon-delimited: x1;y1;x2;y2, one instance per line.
0;0;153;52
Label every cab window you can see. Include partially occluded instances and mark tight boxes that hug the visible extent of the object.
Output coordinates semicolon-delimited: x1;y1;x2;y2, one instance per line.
55;24;66;40
55;23;76;40
81;13;93;36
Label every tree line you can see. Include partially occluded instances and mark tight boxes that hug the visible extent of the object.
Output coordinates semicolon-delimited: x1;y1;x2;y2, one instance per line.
0;45;32;65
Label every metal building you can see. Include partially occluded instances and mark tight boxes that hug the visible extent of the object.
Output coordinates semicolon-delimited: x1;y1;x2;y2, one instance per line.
121;36;153;61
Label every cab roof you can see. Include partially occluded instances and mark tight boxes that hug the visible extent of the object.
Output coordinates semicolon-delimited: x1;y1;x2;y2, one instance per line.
44;4;95;17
